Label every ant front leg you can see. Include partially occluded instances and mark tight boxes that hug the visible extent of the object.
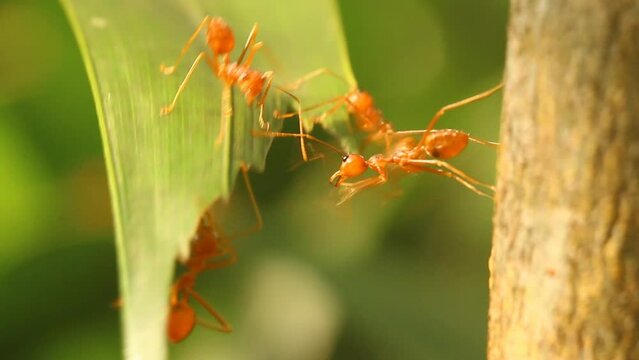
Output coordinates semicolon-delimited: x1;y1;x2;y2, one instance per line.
160;16;211;75
274;95;346;124
337;175;387;206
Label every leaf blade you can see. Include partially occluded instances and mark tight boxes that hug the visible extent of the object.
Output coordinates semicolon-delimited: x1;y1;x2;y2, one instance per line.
60;0;355;359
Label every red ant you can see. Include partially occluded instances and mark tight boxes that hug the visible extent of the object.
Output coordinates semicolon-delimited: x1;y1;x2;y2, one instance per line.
167;165;262;343
277;68;395;152
257;83;503;204
159;16;307;158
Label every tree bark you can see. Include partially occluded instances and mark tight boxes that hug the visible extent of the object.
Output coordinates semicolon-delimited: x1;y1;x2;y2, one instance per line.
488;1;639;359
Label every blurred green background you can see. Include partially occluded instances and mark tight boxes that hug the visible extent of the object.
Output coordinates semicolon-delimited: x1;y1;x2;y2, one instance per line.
0;0;506;359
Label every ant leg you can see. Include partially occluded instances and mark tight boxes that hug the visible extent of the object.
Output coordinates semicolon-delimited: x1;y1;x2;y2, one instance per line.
284;67;349;90
203;51;220;74
314;97;349;125
391;129;426;136
402;159;495;192
243;42;264;68
185;288;233;333
161;52;207;115
160;16;211;75
215;85;233;145
418;166;493;199
337;175;387;205
272;85;309;161
227;165;264;239
236;23;259;65
416;83;503;147
274;67;350;119
257;71;275;129
288;151;326;171
252;130;346;157
414;158;494;190
202;249;238;270
274;96;345;120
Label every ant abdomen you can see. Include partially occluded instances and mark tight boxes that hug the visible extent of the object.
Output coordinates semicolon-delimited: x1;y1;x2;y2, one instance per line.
168;300;196;343
208;17;235;55
424;129;469;159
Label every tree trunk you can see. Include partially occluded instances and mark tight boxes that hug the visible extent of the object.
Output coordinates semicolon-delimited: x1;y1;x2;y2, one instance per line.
488;1;639;359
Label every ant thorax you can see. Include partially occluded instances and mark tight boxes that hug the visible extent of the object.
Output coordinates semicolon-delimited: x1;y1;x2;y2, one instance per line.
216;62;241;83
218;62;264;103
356;108;385;132
345;90;387;132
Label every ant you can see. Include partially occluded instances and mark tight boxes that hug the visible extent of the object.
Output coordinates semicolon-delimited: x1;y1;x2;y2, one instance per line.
159;16;308;158
276;68;395;152
167;165;262;343
257;83;503;204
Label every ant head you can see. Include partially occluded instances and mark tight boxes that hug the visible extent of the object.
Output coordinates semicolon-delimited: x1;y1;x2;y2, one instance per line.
346;90;374;113
330;154;368;186
208;17;235;55
167;298;196;343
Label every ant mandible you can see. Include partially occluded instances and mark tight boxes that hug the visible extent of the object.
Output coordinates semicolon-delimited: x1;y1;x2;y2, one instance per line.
159;16;308;158
168;165;263;343
257;83;503;204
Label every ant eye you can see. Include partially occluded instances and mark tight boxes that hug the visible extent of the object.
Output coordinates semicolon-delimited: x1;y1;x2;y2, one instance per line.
342;155;349;162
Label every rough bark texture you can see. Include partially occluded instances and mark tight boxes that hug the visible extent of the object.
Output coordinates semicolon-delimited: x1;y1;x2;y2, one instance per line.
488;1;639;359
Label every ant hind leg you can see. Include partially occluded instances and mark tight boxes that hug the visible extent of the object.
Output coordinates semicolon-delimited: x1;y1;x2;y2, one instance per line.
402;159;495;198
284;67;349;91
186;288;233;333
416;83;504;147
227;164;263;239
161;52;209;115
160;16;211;75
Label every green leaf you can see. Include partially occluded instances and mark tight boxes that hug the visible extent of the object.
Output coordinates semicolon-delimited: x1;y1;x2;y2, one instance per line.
60;1;354;359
